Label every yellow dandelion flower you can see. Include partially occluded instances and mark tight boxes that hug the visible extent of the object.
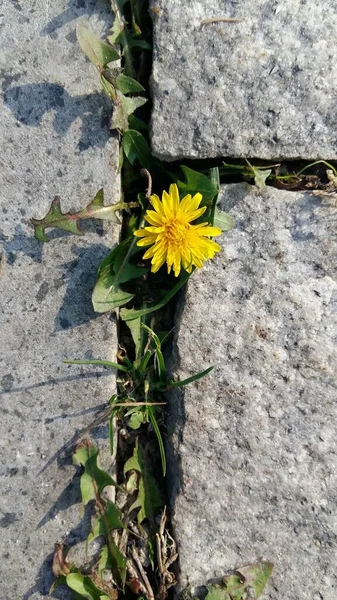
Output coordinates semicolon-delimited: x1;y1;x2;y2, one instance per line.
134;183;222;277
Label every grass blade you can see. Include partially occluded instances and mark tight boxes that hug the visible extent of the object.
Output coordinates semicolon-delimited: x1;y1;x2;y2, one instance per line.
148;406;166;476
63;359;129;373
138;349;153;376
170;366;214;387
142;324;166;379
121;271;190;321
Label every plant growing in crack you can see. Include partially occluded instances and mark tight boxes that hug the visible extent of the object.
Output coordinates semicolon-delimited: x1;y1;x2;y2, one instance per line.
31;1;280;599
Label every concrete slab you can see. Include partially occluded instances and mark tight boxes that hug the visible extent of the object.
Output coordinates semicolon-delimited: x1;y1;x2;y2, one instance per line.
0;1;119;598
167;184;337;598
150;0;337;161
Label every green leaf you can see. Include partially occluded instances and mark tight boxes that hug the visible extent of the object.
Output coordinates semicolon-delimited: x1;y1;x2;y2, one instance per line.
85;190;123;223
109;17;151;51
92;274;133;312
109;0;151;78
206;562;273;600
178;166;218;205
64;359;129;373
31;196;82;242
235;562;273;598
129;37;151;50
97;539;127;591
209;167;235;231
125;316;144;361
108;537;127;590
66;573;109;600
205;585;231;600
130;0;149;35
73;443;120;494
108;9;127;46
122;129;152;168
126;470;138;494
97;237;139;278
85;446;119;493
124;440;162;524
101;67;147;105
170;366;214;388
128;410;146;429
108;11;134;78
253;167;272;190
111;92;147;132
116;73;145;93
88;501;124;545
121;272;190;321
128;114;148;131
31;190;120;242
100;74;117;101
105;500;124;530
103;261;148;285
131;16;142;37
77;25;119;68
73;445;90;467
213;209;235;232
80;472;96;505
98;545;111;574
87;514;104;545
92;238;147;313
95;508;127;588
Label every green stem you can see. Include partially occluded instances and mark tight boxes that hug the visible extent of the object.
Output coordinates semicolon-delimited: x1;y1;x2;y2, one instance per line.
111;0;135;79
209;167;220;225
63;359;129;373
296;160;337;178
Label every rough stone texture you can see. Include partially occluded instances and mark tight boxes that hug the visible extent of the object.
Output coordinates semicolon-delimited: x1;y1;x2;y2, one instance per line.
0;2;119;598
150;0;337;161
168;184;337;598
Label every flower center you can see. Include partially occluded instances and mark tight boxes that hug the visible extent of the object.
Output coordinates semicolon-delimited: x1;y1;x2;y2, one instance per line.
164;219;189;245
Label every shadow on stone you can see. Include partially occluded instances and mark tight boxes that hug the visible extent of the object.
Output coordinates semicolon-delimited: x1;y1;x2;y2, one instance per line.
55;243;110;331
0;372;110;397
164;286;188;509
4;84;111;152
290;192;324;242
37;473;82;530
23;500;93;600
0;224;44;263
38;404;111;477
22;552;73;600
217;181;250;217
39;0;112;38
0;209;109;269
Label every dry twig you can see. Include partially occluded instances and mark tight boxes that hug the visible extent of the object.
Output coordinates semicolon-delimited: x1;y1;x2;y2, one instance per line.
156;508;178;600
140;168;153;200
129;545;155;600
200;17;242;26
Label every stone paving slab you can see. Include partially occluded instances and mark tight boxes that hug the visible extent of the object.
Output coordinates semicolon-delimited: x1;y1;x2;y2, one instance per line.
150;0;337;161
0;1;119;598
167;184;337;598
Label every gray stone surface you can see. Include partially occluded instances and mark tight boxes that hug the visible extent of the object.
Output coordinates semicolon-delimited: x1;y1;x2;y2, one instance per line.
0;1;119;598
168;184;337;598
150;0;337;161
